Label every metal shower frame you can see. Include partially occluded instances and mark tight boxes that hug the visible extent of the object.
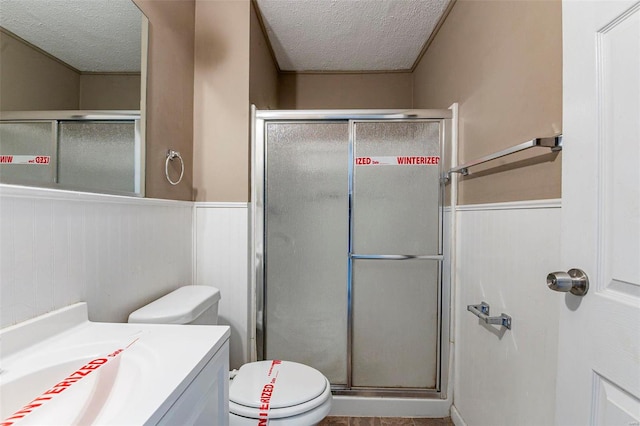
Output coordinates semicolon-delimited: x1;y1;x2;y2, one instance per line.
251;107;453;399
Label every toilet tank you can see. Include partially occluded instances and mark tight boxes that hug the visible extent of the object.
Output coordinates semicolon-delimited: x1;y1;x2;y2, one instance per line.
128;285;221;325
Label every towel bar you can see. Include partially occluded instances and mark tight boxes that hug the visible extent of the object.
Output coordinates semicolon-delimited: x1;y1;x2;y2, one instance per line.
445;135;562;181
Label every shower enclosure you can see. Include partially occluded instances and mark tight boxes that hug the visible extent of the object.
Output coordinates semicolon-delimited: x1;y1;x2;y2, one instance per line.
0;111;142;195
252;109;451;397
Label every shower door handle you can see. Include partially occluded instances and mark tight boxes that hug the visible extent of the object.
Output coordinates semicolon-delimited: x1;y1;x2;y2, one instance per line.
350;254;444;261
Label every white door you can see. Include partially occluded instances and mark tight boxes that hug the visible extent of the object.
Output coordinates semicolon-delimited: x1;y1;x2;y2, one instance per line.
557;1;640;425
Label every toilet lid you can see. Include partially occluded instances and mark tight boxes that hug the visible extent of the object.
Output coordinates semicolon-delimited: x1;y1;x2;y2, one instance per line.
230;360;328;410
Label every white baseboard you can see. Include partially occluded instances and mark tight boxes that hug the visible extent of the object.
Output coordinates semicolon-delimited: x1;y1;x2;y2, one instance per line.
451;405;467;426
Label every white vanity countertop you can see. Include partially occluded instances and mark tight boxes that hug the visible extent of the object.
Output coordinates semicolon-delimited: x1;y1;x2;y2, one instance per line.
0;303;230;425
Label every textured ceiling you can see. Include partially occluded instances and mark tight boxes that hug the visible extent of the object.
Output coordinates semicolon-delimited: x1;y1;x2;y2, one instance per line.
255;0;452;72
0;0;142;72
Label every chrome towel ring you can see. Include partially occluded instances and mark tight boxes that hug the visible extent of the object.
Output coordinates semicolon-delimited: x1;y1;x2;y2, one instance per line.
165;150;184;185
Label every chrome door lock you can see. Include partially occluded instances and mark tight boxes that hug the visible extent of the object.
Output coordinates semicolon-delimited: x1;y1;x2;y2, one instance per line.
546;269;589;296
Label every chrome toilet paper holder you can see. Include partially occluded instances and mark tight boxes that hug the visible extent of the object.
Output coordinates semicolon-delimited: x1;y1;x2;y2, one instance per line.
467;302;512;330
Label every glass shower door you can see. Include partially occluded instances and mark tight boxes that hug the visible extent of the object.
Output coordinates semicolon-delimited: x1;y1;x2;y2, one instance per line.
58;121;137;193
264;122;350;386
0;121;57;185
261;117;445;394
350;120;442;390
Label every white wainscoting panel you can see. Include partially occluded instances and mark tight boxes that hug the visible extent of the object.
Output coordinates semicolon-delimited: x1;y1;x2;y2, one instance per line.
0;185;193;328
453;200;561;426
194;202;249;369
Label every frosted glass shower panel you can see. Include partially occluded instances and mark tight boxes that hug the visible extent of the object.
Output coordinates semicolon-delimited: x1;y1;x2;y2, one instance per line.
264;122;349;385
0;121;56;185
352;259;439;389
58;121;136;193
352;121;441;255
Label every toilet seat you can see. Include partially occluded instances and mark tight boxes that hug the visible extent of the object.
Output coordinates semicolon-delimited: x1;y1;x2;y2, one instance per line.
229;360;332;420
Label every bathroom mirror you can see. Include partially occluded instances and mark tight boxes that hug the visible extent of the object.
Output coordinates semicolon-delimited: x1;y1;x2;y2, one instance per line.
0;0;147;196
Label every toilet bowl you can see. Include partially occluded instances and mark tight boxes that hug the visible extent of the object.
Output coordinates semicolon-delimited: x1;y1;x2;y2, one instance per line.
229;360;332;425
128;285;332;425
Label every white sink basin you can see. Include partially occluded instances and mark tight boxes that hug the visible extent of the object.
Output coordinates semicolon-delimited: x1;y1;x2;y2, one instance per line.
0;303;230;425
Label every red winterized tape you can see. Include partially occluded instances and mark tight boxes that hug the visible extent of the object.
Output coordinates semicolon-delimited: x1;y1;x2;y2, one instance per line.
257;360;282;426
1;339;138;425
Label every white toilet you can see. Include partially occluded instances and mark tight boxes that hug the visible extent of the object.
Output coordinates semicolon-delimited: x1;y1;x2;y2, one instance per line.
128;285;332;425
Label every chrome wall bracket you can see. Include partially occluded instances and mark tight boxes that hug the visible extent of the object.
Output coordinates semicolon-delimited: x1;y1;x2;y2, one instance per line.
467;302;512;330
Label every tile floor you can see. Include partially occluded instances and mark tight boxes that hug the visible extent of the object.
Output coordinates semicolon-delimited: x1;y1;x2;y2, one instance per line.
318;417;454;426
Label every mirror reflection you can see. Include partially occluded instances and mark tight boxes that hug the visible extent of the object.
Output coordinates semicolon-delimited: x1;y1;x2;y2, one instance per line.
0;0;146;195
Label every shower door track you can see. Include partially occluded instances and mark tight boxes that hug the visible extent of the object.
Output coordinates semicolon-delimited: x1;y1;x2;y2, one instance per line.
252;108;453;399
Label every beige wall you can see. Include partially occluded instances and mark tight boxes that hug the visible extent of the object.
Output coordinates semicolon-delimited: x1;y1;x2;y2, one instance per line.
413;0;562;205
193;0;251;202
279;72;413;109
1;30;141;112
0;30;80;111
135;0;195;201
135;0;560;204
249;1;278;109
79;74;141;110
